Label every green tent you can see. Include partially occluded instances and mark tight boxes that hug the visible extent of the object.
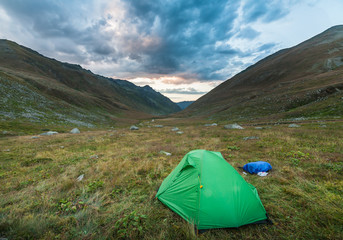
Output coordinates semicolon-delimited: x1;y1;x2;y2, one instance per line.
156;149;268;230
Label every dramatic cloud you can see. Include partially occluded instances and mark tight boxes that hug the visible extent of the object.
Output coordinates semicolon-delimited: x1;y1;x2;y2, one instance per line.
0;0;343;101
160;88;207;95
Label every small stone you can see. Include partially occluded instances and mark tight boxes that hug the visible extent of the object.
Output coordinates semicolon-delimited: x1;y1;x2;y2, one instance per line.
3;149;10;152
2;131;8;134
160;151;172;156
77;174;84;181
288;124;300;128
204;123;217;127
171;127;180;131
70;128;80;134
130;125;139;130
60;146;65;149
90;155;99;159
154;125;164;128
176;131;184;134
320;124;327;128
40;131;58;136
243;136;260;140
224;123;244;129
31;136;40;139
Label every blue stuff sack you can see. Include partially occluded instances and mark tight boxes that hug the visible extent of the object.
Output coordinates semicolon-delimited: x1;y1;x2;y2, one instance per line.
243;161;272;174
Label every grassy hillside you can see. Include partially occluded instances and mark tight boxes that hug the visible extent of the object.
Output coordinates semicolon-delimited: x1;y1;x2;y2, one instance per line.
0;39;180;128
179;25;343;121
1;119;342;239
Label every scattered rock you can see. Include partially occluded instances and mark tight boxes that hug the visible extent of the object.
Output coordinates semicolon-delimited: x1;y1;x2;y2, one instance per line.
204;123;217;127
154;125;164;128
3;149;10;152
151;119;155;122
176;131;184;134
130;125;139;130
2;131;8;134
243;136;260;140
90;155;99;159
76;174;84;182
70;128;80;134
171;127;180;131
60;146;65;149
224;123;244;129
31;136;40;139
292;117;306;121
288;124;300;128
40;131;58;136
320;124;327;128
160;151;172;156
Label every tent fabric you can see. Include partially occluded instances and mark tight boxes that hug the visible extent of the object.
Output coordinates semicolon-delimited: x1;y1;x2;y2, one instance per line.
156;150;268;230
243;161;272;174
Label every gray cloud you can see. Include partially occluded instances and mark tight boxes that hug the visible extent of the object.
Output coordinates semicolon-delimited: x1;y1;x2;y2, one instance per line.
0;0;294;82
160;88;207;95
242;0;291;23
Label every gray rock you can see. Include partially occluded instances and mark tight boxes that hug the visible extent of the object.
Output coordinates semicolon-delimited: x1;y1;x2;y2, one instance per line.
288;124;300;128
176;131;184;134
171;127;180;131
224;123;244;129
154;125;164;128
2;131;8;134
77;174;84;182
40;131;58;136
130;125;139;130
243;136;260;140
319;124;327;128
204;123;217;127
292;117;306;121
31;136;40;139
60;146;65;149
160;151;172;156
70;128;80;134
90;155;98;159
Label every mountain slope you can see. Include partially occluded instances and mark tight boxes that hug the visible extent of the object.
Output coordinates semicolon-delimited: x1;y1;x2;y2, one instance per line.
179;25;343;120
0;40;180;126
177;101;194;110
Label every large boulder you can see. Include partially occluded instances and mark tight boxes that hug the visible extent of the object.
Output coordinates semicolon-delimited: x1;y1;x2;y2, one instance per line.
130;125;139;130
70;128;80;134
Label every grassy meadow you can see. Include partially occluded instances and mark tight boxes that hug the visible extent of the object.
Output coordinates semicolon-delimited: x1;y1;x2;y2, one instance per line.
0;119;342;239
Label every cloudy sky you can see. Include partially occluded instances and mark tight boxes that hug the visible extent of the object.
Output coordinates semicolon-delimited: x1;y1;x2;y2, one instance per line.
0;0;342;102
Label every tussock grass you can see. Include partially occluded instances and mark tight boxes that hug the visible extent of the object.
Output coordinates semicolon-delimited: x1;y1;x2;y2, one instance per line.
0;120;342;239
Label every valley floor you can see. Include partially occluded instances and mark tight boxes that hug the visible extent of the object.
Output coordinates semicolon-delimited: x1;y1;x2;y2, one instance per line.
0;119;342;239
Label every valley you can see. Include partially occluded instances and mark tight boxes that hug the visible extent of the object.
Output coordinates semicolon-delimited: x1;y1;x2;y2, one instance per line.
0;119;342;239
